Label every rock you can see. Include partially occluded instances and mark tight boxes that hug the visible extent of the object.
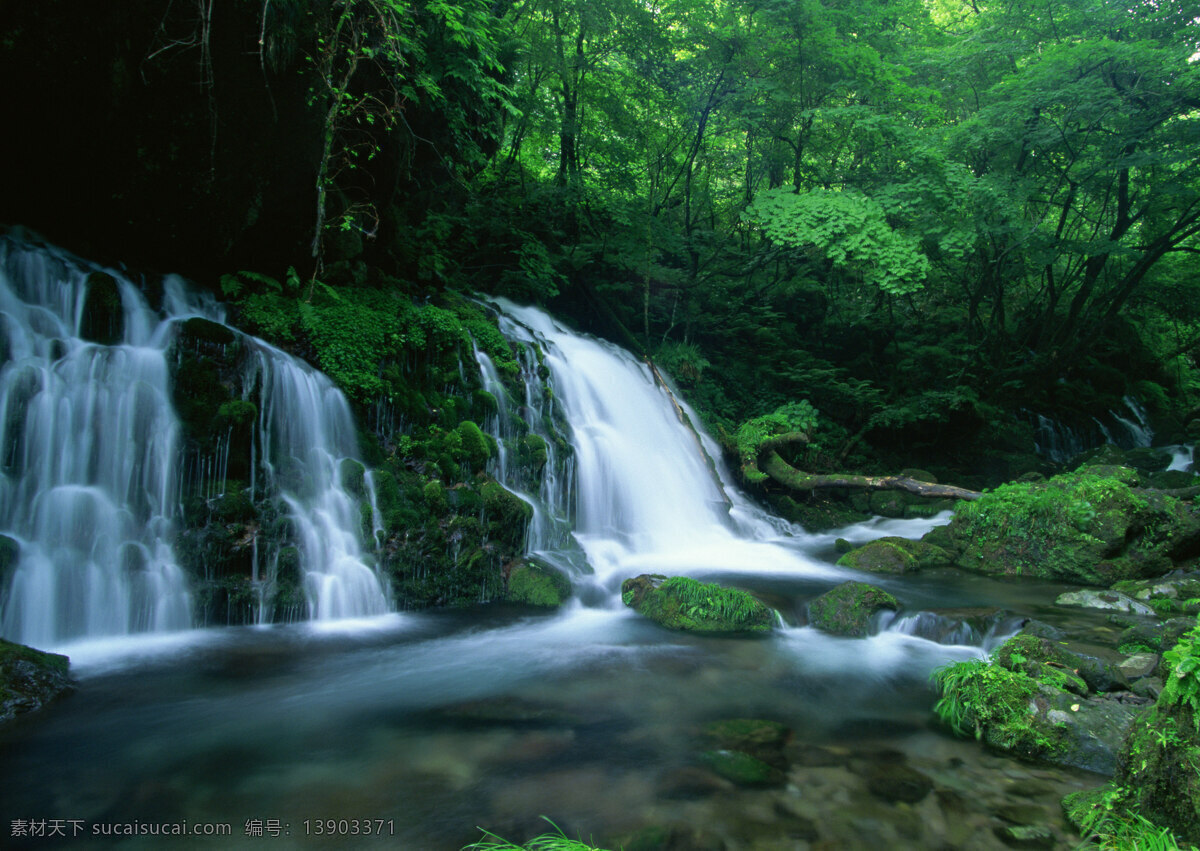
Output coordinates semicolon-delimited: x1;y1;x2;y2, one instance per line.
698;749;785;787
620;575;775;635
699;718;791;768
993;824;1056;848
505;561;571;607
1117;653;1159;680
938;466;1200;584
0;639;72;724
806;581;899;637
80;271;123;344
994;634;1090;696
863;763;933;804
836;536;953;575
1119;617;1197;653
1055;589;1155;615
1041;691;1146;776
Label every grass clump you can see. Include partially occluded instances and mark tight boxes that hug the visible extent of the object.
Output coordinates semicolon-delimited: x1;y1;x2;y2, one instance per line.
463;819;610;851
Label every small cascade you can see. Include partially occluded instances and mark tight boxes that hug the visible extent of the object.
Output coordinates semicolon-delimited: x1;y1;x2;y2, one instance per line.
486;299;837;595
246;341;390;621
0;239;192;647
1167;445;1195;473
1113;395;1154;447
877;609;1022;651
1030;396;1156;463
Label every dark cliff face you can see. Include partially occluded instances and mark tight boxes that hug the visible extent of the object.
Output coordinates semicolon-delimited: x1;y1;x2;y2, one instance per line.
0;2;320;280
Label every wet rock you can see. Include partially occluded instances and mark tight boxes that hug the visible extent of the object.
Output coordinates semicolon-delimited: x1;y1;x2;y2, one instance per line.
836;536;954;575
863;763;933;804
621;575;775;634
1119;617;1197;653
80;271;123;344
993;823;1055;848
0;639;72;724
700;718;791;767
938;466;1200;584
504;561;571;607
1131;677;1163;699
806;581;899;638
1042;690;1146;775
1117;653;1159;680
698;749;785;787
1055;589;1155;615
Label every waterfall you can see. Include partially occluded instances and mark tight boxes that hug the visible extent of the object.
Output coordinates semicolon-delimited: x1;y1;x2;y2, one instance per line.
0;238;390;646
245;341;389;621
0;239;192;647
485;299;839;593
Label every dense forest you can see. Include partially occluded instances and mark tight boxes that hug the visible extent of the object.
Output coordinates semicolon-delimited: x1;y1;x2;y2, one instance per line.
2;1;1200;849
5;0;1199;491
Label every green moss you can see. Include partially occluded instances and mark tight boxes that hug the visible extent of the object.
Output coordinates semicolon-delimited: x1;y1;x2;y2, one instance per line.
806;581;898;637
836;539;918;574
505;562;571;607
424;480;448;514
946;467;1194;584
994;634;1089;695
931;656;1065;758
0;638;72;723
621;574;775;634
699;749;785;787
455;420;491;473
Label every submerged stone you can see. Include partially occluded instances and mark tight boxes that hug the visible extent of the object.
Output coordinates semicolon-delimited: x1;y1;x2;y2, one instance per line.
620;575;775;634
698;749;785;787
863;762;933;804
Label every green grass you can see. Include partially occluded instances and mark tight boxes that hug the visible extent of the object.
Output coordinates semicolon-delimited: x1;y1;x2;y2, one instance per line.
462;819;612;851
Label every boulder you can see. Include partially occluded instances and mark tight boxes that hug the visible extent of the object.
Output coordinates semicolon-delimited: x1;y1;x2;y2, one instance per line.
933;466;1200;584
836;536;953;575
620;575;774;635
505;561;571;607
1055;589;1154;615
806;581;899;637
0;639;72;724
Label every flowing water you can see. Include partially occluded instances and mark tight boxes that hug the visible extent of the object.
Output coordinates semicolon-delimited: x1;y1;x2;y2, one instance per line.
0;254;1105;848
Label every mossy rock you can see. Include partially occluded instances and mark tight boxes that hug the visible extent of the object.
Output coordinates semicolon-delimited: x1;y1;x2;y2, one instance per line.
505;561;571;607
700;718;791;769
180;315;236;346
837;537;953;575
1118;617;1197;655
942;466;1200;584
994;634;1090;696
620;575;775;635
806;581;898;637
0;638;72;724
455;420;491;473
837;539;917;574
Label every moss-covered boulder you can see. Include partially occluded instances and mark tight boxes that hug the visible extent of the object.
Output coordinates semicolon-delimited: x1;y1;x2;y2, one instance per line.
806;581;899;637
931;638;1147;768
836;536;952;575
933;466;1200;584
1082;617;1200;844
505;561;571;607
1;639;72;724
620;575;775;634
1112;574;1200;618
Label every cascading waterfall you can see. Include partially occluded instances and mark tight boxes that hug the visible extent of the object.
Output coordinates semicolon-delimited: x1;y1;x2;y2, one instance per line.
245;341;389;621
0;239;192;647
0;237;390;645
485;299;840;594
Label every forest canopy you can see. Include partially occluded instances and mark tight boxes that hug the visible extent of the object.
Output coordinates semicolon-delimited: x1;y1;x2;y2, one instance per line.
2;0;1199;483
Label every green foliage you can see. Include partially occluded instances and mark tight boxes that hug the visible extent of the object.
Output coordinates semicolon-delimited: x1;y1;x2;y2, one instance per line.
462;819;609;851
735;400;819;482
1161;615;1200;729
746;188;930;295
1067;787;1197;851
659;576;764;625
931;656;1060;754
621;575;774;634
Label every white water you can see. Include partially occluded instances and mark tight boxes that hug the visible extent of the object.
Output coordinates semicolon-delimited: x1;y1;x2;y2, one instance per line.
489;300;843;594
246;341;389;620
0;240;192;647
0;239;389;647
